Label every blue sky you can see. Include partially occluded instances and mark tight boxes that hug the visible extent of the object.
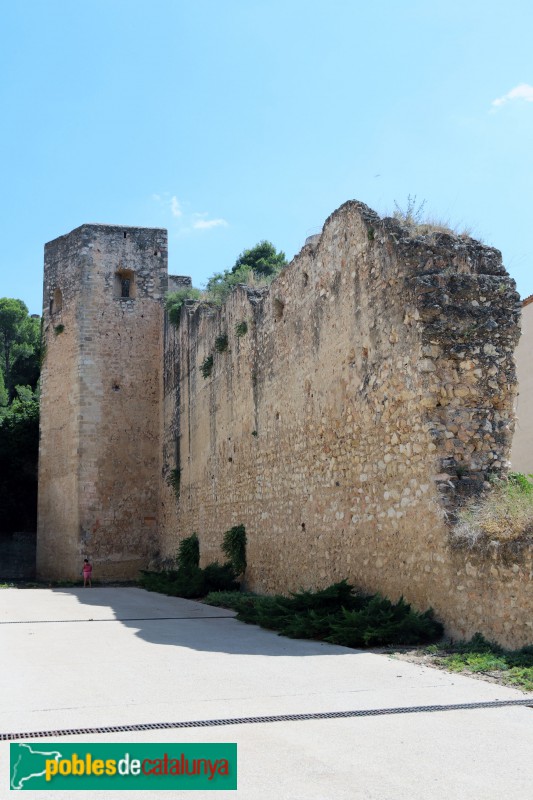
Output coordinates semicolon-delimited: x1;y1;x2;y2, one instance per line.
2;0;532;315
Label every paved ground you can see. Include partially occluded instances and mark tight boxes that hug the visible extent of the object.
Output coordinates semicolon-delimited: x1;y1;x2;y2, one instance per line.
0;587;531;799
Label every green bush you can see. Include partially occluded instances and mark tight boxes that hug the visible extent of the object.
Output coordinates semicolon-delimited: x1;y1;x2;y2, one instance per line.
177;533;200;571
0;385;39;532
325;596;441;647
205;580;443;649
166;467;181;499
508;471;533;494
214;334;228;353
222;525;246;575
205;266;251;305
139;533;241;599
200;354;214;379
203;562;239;592
139;567;206;599
203;591;256;615
205;241;287;305
429;633;533;691
165;288;203;326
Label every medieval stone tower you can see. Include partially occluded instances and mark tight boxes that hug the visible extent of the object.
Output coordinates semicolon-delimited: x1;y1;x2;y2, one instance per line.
37;224;168;580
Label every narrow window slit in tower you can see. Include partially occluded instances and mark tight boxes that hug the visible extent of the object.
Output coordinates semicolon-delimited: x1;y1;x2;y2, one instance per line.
50;287;63;314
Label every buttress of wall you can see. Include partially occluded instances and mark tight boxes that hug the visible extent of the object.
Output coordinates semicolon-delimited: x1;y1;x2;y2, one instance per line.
162;201;527;647
38;224;168;580
510;299;533;472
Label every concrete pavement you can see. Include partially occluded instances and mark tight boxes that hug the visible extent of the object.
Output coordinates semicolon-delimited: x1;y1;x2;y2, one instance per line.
0;587;531;799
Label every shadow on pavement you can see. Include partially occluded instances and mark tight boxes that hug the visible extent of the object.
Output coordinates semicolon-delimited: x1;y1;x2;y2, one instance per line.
50;586;357;658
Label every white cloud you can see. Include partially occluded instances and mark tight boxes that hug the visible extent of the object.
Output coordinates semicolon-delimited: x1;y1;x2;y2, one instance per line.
151;193;228;232
170;196;183;218
193;218;228;230
492;83;533;108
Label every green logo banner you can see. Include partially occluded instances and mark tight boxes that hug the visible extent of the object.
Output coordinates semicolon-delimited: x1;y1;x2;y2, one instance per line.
10;742;237;791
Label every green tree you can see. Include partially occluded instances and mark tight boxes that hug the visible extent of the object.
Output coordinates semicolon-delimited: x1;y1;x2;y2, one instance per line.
231;240;287;278
0;299;41;533
204;265;251;305
0;299;40;400
0;369;8;408
205;241;287;304
165;287;203;326
0;385;39;532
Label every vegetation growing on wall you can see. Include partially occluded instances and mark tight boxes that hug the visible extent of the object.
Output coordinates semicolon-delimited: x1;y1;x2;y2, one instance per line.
177;532;200;571
165;241;287;327
391;194;474;238
166;467;181;499
200;354;214;379
165;287;203;326
452;472;533;547
214;333;228;353
222;524;247;576
205;241;287;305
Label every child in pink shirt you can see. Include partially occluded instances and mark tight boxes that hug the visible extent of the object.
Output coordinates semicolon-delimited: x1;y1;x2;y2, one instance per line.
82;558;92;588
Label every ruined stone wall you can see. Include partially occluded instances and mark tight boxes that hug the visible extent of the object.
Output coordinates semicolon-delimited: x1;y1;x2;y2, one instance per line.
161;201;531;647
38;224;168;580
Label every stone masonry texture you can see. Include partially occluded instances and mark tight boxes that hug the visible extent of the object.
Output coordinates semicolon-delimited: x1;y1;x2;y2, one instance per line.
39;202;531;647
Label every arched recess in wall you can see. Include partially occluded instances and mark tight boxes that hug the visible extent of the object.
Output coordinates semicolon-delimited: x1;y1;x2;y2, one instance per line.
50;287;63;315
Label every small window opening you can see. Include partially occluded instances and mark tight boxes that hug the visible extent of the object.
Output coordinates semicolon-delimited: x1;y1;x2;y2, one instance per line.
114;269;135;299
123;231;127;238
303;272;309;287
50;287;63;315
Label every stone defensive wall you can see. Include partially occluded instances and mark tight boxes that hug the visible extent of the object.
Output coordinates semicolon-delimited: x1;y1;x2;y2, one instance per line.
161;200;531;647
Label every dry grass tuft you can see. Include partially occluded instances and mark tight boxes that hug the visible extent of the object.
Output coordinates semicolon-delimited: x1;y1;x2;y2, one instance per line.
389;195;480;241
452;473;533;547
244;270;272;291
